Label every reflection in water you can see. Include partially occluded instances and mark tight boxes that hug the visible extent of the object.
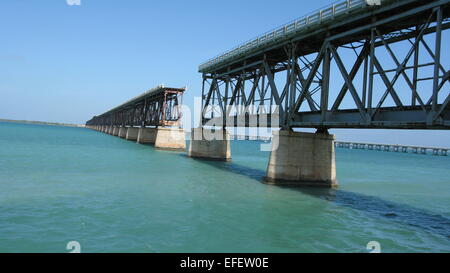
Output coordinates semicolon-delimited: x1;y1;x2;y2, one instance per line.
191;157;450;239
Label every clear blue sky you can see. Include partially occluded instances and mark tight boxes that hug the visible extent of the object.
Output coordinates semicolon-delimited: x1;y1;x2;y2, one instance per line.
0;0;449;146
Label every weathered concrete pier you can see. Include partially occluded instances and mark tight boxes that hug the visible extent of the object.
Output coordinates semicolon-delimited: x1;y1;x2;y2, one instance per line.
266;131;337;187
137;127;157;144
188;128;231;161
86;85;187;150
125;127;139;141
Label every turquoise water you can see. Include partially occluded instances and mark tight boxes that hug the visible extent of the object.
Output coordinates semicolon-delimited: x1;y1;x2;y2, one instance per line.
0;122;449;253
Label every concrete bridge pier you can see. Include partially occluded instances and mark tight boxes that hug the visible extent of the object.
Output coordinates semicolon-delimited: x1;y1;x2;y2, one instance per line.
112;126;120;136
154;128;186;150
118;127;128;138
137;127;157;144
136;127;186;150
265;131;337;188
126;127;139;141
188;128;231;161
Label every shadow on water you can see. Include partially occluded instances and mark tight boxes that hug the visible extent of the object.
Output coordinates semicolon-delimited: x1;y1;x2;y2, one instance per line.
185;155;450;239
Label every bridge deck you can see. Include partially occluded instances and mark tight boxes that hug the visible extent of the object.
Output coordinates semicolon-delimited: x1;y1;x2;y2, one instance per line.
200;0;450;76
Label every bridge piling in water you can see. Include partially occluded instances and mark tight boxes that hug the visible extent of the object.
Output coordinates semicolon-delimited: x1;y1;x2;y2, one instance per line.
265;131;337;187
155;128;186;150
118;127;127;138
188;128;231;161
137;127;157;144
112;126;120;136
125;127;139;141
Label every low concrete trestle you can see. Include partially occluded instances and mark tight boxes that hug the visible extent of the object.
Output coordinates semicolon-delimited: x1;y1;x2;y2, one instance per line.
335;141;449;156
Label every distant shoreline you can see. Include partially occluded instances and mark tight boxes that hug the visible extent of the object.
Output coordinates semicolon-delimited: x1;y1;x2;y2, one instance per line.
0;119;84;128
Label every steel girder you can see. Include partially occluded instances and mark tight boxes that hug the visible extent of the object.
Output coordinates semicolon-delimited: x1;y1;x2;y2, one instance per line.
200;1;450;130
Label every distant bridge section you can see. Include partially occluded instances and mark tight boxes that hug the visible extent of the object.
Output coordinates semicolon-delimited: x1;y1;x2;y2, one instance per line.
335;141;449;155
86;85;186;128
86;85;187;150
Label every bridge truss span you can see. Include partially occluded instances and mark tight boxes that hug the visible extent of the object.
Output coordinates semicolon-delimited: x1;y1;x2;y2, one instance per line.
86;85;186;128
200;0;450;130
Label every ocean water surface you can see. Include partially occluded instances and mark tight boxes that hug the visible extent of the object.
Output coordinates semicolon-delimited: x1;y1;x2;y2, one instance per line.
0;122;449;253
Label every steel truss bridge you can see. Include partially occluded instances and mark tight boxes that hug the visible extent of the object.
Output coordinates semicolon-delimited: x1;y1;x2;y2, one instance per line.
86;85;185;128
199;0;450;130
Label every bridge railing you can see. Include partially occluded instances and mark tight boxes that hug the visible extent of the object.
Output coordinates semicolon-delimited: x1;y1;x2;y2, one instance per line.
199;0;370;72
